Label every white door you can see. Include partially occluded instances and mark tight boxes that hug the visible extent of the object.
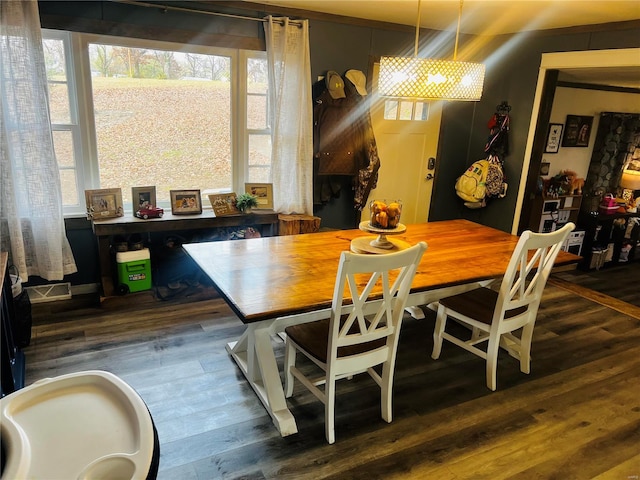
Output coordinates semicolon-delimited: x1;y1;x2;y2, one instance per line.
361;63;443;224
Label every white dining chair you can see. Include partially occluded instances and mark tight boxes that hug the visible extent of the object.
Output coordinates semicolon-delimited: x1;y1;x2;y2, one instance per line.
431;223;575;391
283;241;427;444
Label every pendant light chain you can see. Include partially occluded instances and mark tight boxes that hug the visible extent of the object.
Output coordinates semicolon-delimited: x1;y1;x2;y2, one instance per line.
454;0;463;61
414;0;422;58
378;0;485;100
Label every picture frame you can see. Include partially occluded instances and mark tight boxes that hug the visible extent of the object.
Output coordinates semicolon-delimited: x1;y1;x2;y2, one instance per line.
208;193;240;216
245;183;274;210
540;162;551;176
170;189;202;215
544;123;563;153
85;188;124;220
131;186;156;215
561;115;593;147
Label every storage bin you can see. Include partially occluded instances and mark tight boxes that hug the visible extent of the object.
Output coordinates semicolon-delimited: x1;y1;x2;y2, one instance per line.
598;193;619;215
116;248;152;293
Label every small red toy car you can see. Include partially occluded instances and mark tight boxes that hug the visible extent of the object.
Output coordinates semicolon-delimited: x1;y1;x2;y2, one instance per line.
135;206;164;219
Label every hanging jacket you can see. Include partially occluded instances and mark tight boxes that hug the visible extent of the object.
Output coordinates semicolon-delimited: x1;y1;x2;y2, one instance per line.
313;89;361;175
347;80;380;211
312;73;381;210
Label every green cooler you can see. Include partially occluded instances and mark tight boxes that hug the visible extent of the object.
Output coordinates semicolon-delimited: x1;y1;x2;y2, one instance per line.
116;248;152;293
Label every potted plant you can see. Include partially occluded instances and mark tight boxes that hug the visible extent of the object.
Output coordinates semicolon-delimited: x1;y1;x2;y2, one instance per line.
236;193;258;213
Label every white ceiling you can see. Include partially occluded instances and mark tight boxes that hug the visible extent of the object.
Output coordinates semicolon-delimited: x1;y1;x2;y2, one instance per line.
258;0;640;35
258;0;640;88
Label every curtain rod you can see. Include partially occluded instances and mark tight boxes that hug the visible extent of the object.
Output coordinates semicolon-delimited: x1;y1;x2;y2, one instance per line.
114;0;304;26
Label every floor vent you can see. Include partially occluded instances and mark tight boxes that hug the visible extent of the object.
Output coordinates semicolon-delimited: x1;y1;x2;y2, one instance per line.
25;283;72;303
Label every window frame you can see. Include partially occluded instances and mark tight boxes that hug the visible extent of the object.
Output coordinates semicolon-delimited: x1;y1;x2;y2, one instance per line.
43;29;88;215
43;29;268;217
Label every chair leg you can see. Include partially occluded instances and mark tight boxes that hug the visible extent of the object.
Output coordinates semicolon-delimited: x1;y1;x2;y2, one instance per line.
486;333;500;391
519;324;534;374
325;376;336;444
284;341;296;398
380;361;393;423
471;326;482;341
432;304;447;359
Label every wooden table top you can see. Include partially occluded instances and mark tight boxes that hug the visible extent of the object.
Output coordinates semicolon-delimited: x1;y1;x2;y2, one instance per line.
183;219;581;324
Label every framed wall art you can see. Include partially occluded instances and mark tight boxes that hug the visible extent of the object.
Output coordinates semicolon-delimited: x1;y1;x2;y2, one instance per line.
245;183;274;210
208;193;240;216
561;115;593;147
540;162;551;176
131;186;156;215
170;189;202;215
84;188;124;220
544;123;563;153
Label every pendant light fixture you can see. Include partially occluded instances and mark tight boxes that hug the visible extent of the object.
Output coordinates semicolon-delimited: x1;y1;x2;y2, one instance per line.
378;0;485;101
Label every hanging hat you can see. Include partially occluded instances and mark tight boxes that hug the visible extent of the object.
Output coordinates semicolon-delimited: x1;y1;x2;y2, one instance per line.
326;71;346;99
345;69;367;96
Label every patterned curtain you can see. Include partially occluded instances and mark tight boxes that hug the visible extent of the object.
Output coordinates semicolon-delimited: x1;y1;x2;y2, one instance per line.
584;112;640;198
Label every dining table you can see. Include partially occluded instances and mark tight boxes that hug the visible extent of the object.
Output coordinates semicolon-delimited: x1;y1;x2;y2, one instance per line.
182;219;581;437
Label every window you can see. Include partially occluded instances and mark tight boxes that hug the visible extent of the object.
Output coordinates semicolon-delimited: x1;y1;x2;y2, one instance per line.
42;30;270;216
246;56;271;183
382;99;430;121
43;30;83;208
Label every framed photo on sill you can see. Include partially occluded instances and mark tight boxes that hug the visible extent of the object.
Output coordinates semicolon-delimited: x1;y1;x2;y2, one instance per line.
562;115;593;147
208;193;239;216
170;189;202;215
544;123;563;153
85;188;124;220
245;183;274;210
131;186;156;215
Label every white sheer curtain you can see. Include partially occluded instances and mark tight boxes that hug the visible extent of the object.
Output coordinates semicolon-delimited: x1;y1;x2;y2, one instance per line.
1;0;77;281
264;17;313;215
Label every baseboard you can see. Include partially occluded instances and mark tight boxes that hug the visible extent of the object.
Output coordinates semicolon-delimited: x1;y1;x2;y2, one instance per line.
71;283;99;296
25;283;98;303
25;283;71;303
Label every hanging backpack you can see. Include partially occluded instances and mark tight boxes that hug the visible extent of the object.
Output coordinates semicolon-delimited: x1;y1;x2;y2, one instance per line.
455;159;489;204
485;154;507;198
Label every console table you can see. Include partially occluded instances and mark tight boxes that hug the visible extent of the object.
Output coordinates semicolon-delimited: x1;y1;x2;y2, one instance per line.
91;210;278;297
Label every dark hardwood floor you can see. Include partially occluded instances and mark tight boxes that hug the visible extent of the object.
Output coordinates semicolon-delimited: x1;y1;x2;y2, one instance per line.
552;263;640;308
24;265;640;479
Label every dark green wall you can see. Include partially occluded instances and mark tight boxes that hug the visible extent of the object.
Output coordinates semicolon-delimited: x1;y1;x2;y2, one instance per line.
37;1;640;286
431;28;640;232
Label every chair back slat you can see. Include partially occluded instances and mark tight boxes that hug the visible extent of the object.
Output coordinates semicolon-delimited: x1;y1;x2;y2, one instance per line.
496;223;575;320
327;242;427;360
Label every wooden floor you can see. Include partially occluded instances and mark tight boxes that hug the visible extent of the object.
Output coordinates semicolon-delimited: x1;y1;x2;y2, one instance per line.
24;266;640;479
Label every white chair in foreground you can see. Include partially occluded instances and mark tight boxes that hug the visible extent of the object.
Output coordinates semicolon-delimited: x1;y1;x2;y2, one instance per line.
284;241;427;444
431;223;575;391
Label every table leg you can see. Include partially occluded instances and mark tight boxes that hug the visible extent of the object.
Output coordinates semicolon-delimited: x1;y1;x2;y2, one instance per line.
226;324;298;437
405;306;425;319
